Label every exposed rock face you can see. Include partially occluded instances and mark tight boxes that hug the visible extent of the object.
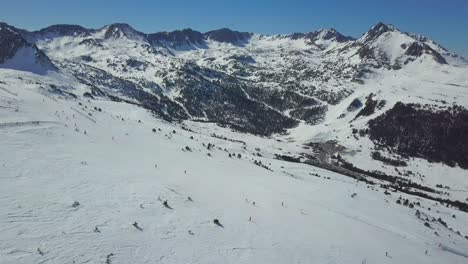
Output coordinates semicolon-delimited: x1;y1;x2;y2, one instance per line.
0;23;56;73
147;28;205;48
0;23;28;63
404;42;447;64
304;29;354;43
368;102;468;169
290;28;354;43
34;24;91;38
79;38;103;47
347;98;363;111
204;28;252;45
361;22;396;42
351;22;450;69
354;94;385;119
103;23;147;41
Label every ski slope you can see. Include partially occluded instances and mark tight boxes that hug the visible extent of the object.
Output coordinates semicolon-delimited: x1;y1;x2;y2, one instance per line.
1;69;468;264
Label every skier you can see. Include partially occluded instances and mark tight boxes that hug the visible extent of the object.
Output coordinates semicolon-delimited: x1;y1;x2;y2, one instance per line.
133;222;142;231
163;200;172;209
213;219;224;227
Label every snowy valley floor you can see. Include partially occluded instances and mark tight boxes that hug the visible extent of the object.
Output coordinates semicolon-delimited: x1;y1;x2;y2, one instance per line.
1;72;468;263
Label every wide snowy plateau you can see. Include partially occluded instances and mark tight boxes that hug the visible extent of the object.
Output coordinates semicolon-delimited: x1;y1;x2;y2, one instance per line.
0;21;468;264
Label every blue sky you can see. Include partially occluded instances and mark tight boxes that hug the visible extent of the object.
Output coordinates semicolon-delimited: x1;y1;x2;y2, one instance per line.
2;0;467;56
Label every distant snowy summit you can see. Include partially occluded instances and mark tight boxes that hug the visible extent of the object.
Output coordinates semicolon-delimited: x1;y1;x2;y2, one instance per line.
1;21;465;74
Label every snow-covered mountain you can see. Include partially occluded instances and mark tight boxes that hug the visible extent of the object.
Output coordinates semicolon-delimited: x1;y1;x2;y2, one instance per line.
0;23;56;74
1;21;468;263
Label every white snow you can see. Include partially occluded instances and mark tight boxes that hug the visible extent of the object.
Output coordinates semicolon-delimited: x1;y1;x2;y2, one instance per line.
0;69;468;264
0;47;54;75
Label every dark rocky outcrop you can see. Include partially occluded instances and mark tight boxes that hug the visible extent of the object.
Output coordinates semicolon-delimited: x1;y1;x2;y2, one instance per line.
34;24;91;38
147;28;205;48
362;22;396;42
103;23;147;41
0;22;56;73
290;29;354;45
79;38;103;48
354;94;379;119
347;98;363;111
0;23;29;63
306;29;354;43
204;28;252;45
404;42;447;64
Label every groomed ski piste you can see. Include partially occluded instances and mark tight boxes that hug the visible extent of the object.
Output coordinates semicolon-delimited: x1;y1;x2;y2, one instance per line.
1;68;468;264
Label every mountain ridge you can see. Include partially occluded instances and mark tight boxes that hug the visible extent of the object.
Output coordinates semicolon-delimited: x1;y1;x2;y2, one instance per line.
4;21;463;60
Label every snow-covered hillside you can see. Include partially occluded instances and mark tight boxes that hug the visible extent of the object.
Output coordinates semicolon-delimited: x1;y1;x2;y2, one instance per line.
1;69;468;264
1;21;468;263
0;23;56;74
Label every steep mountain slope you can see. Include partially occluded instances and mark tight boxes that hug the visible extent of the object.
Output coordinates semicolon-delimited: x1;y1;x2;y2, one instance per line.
351;22;448;67
0;23;56;74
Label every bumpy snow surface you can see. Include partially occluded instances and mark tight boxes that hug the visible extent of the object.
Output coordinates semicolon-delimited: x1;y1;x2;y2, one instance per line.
0;69;467;264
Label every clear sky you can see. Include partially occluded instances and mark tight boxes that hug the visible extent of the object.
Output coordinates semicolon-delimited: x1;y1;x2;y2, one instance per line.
2;0;467;57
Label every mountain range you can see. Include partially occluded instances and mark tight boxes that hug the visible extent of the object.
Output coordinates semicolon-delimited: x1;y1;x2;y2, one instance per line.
1;21;468;165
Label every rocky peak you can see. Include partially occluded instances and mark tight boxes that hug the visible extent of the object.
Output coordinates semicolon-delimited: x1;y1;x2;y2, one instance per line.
35;24;90;38
147;28;204;47
0;22;56;73
404;42;447;64
288;28;354;46
0;23;30;62
308;28;354;42
102;23;146;41
361;22;398;42
203;28;252;45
